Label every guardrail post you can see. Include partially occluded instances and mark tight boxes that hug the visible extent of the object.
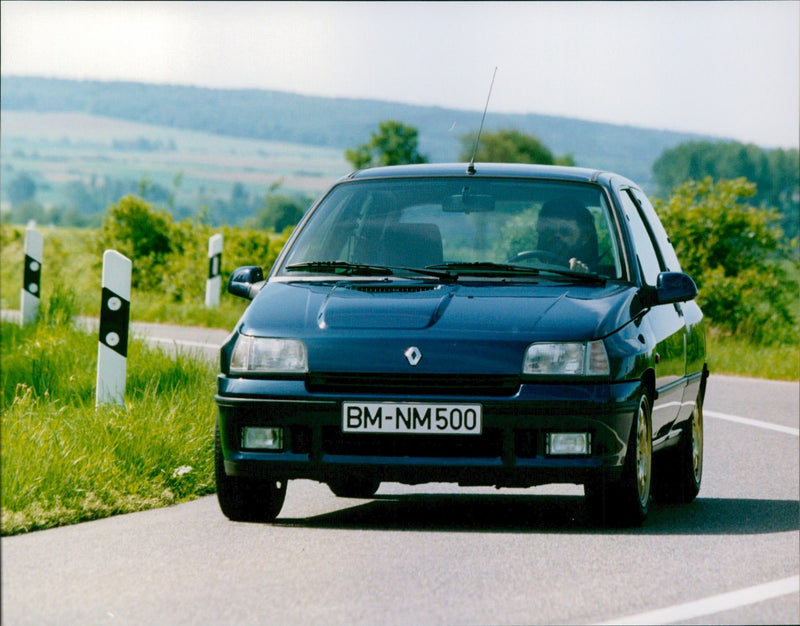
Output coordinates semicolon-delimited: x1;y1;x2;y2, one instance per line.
96;250;132;406
205;233;223;307
21;225;43;326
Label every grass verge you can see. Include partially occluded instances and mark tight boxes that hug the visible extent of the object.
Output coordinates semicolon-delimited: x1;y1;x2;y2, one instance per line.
707;333;798;381
1;310;217;536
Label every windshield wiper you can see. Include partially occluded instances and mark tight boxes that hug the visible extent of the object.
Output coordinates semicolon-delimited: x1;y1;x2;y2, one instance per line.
286;261;394;276
426;262;542;276
427;262;606;284
286;261;457;282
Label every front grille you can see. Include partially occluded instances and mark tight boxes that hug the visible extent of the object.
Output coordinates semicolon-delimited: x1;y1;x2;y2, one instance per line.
306;373;520;397
322;426;503;458
289;426;312;454
514;429;538;458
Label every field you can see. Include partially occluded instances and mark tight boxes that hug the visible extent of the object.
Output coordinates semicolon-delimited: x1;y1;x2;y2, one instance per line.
0;110;350;214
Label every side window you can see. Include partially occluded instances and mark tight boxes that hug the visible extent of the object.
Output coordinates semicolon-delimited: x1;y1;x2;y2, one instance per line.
629;188;682;272
619;190;661;286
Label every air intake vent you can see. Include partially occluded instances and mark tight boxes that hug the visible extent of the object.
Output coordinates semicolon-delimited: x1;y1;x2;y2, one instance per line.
350;284;442;294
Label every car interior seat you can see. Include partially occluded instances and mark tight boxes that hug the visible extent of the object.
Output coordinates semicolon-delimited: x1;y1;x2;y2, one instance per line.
380;223;444;268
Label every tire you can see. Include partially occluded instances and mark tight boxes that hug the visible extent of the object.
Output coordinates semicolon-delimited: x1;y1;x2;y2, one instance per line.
586;390;652;526
327;474;381;498
214;425;287;522
653;393;703;503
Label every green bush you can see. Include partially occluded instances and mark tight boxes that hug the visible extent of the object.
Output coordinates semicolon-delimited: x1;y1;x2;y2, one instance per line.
654;177;798;345
95;195;175;290
93;195;291;308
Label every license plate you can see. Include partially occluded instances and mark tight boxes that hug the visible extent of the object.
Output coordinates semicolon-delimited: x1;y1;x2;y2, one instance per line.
342;402;482;435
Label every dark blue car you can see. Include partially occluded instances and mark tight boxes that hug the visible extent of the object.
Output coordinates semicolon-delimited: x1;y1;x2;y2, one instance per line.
215;163;708;525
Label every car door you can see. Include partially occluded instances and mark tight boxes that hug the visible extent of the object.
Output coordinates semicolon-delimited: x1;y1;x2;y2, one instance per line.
618;187;686;439
629;188;706;422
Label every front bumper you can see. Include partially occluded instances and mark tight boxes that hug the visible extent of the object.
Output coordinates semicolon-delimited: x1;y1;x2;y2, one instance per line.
215;376;641;488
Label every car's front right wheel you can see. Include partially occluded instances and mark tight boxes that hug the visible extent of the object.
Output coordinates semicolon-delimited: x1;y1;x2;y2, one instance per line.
585;389;652;526
214;425;287;522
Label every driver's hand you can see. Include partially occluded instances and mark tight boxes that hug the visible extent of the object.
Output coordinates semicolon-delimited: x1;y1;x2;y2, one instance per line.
569;258;589;273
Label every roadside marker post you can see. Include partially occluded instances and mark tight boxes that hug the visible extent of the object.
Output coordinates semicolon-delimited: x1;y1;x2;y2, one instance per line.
205;233;223;308
21;226;43;326
96;250;132;407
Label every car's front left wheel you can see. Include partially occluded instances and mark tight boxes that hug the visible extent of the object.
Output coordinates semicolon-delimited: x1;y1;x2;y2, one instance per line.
653;391;703;503
586;390;652;526
214;425;287;522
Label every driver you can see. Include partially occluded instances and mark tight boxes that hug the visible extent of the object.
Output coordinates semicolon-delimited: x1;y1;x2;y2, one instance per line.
536;197;599;272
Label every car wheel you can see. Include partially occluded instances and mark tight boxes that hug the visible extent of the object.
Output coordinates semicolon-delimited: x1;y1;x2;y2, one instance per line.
327;474;381;498
214;425;287;522
586;390;652;526
653;393;703;503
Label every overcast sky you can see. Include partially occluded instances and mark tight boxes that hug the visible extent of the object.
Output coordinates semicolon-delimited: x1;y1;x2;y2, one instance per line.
2;1;798;148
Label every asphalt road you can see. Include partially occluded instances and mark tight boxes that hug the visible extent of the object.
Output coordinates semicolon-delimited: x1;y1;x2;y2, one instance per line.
2;321;798;625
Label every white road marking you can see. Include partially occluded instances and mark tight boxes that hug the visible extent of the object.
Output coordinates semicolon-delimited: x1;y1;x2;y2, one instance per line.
706;410;799;437
601;403;798;625
597;575;799;625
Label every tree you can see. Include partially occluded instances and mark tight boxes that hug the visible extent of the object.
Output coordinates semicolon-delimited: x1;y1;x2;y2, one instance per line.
652;141;799;244
229;182;251;214
8;173;37;206
345;120;428;169
64;181;101;215
458;128;574;166
654;177;798;345
9;199;46;225
252;193;308;233
460;128;575;165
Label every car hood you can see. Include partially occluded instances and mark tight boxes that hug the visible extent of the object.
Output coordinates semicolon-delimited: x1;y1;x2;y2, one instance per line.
236;279;639;375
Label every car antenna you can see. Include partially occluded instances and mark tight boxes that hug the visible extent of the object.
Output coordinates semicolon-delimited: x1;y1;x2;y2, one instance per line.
467;66;498;175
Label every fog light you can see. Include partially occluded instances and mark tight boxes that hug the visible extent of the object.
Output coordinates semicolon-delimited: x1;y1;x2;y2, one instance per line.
241;427;284;450
547;433;591;455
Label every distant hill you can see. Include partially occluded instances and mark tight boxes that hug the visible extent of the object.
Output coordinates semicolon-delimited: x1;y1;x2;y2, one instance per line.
1;76;719;189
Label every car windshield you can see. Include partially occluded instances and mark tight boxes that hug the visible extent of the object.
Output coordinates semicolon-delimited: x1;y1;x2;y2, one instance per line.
279;177;625;280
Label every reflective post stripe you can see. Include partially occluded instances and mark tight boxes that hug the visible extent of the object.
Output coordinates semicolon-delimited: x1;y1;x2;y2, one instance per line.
96;250;131;406
205;233;223;308
20;226;43;326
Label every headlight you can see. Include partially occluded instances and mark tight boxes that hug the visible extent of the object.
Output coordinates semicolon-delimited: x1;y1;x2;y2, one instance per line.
522;340;610;376
230;335;308;373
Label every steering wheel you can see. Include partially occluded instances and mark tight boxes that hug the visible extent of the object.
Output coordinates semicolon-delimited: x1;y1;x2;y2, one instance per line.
508;249;564;265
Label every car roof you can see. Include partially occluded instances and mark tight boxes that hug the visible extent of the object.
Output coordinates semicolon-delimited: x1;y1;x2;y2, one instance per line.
345;162;612;183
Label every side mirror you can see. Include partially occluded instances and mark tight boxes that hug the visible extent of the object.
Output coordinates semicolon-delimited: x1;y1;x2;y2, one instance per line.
228;266;265;300
641;272;698;307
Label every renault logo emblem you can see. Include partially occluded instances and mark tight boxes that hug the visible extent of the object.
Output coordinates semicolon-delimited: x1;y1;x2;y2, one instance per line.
404;346;422;366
